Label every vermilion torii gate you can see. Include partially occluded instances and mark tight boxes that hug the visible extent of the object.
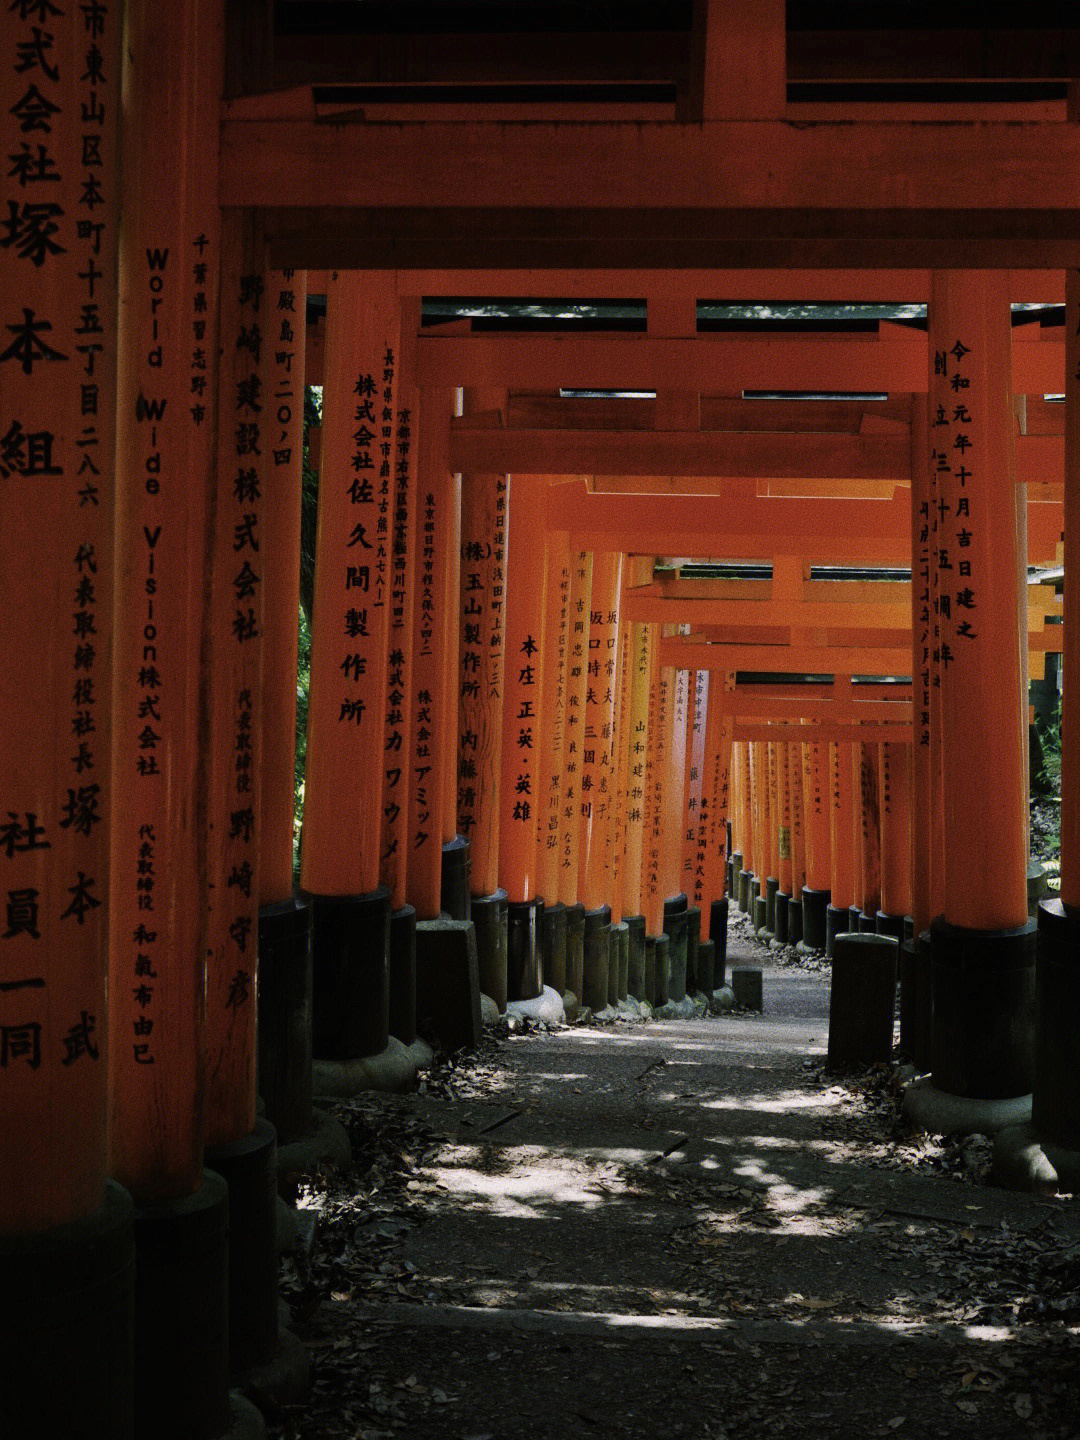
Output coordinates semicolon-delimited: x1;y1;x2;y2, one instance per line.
7;2;1080;1434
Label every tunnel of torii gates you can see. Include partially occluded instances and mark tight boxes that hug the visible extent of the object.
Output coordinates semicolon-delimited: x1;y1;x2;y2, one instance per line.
14;4;1080;1438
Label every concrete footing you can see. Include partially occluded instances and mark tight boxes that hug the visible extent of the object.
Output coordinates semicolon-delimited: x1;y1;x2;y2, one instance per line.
903;1075;1032;1136
992;1123;1068;1195
313;1036;436;1098
235;1325;310;1414
275;1105;352;1189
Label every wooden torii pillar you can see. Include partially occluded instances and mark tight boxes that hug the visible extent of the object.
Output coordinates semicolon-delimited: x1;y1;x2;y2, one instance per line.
301;271;396;1065
906;272;1035;1135
0;6;133;1432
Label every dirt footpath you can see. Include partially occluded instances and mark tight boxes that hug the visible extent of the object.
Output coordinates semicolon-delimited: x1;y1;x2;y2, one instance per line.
268;947;1080;1440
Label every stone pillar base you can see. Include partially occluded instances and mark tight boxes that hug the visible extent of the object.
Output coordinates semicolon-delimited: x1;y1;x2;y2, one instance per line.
904;1075;1031;1137
0;1180;134;1440
827;934;898;1070
728;852;743;899
566;902;585;1000
416;917;482;1049
1032;899;1080;1150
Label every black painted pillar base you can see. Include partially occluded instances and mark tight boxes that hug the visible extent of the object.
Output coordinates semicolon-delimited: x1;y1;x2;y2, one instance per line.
858;909;878;934
257;894;313;1145
663;894;689;1002
440;835;471;922
773;891;790;945
753;893;768;934
626;914;647;999
709;897;728;985
930;915;1036;1099
728;852;743;899
801;886;830;952
0;1180;134;1440
685;905;701;991
899;938;917;1060
912;930;934;1072
134;1171;230;1440
848;903;863;934
825;902;849;958
542;899;568;995
787;893;803;948
764;876;780;935
309;886;391;1060
389;905;417;1046
653;933;671;1009
507;897;544;1002
582;905;611;1012
644;934;657;1004
738;869;752;912
610;919;627;1005
471;889;507;1013
566;901;585;1000
205;1120;278;1377
1033;900;1080;1150
876;910;906;945
697;936;716;993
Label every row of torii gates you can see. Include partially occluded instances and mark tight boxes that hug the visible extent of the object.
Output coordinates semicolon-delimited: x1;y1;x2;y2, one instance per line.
8;4;1080;1439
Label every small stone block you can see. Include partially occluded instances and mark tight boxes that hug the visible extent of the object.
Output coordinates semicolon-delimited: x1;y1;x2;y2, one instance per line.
732;965;763;1011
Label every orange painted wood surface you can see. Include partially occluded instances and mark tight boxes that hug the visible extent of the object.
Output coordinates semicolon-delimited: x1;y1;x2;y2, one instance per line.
1;2;120;1230
829;742;856;913
300;272;397;897
558;551;593;907
930;272;1028;930
620;623;653;920
380;302;419;912
537;532;571;903
108;0;222;1205
407;392;456;919
879;743;913;920
259;270;306;907
579;553;623;911
801;742;832;894
1061;270;1080;909
204;214;267;1146
497;476;549;904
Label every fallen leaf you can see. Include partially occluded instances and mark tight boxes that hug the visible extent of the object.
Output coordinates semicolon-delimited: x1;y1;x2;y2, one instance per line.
1014;1394;1033;1419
